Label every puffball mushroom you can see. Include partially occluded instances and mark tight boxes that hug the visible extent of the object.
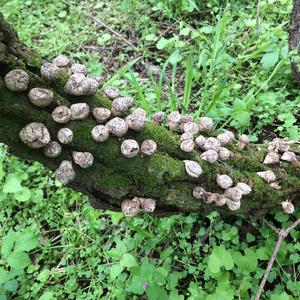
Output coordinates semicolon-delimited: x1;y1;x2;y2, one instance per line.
121;198;140;217
281;151;297;163
57;128;73;144
43;141;62;158
19;123;50;149
256;170;276;183
218;147;231;160
217;131;235;145
217;174;233;190
214;195;227;207
112;97;134;115
52;106;72;124
54;160;76;185
70;103;90;120
237;134;250;150
72;151;94;168
263;152;280;164
106;117;128;137
201;150;218;164
28;88;53;107
184;160;202;178
281;201;294;214
182;122;199;135
152;111;165;124
4;69;30;91
236;182;252;195
167;111;181;131
268;138;290;153
125;108;147;131
71;63;86;75
180;139;195;152
52;54;70;68
224;187;243;202
92;107;111;123
91;125;109;142
198;117;214;132
140;140;157;156
64;74;99;96
204;192;220;204
180;132;194;142
270;182;281;190
195;135;206;148
138;197;156;213
226;198;241;211
103;86;120;99
202;137;221;152
121;139;140;158
193;186;206;200
41;62;60;81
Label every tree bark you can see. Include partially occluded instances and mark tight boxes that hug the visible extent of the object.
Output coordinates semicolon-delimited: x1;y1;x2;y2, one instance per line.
0;13;299;216
289;0;300;84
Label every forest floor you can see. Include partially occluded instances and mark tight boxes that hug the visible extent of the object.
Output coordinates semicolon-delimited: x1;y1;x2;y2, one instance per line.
0;0;299;299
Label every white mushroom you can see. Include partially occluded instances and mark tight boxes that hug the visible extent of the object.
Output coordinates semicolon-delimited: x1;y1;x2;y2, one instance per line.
263;152;280;165
121;199;140;217
218;147;231;160
57;128;73;144
184;160;202;178
180;140;195;152
106;117;128;137
138;197;156;213
70;103;90;120
54;160;76;185
281;201;294;214
236;182;252;195
195;135;206;148
53;55;70;68
193;186;206;199
217;175;233;190
180;132;194;142
152;111;165;124
237;134;250;150
200;150;218;164
125;108;147;131
4;69;30;91
112;97;134;115
91;125;109;142
121;139;140;158
256;170;276;183
44;141;62;158
182;122;199;135
28;88;53;107
217;131;235;145
103;86;120;99
140;140;157;156
92;107;111;123
52;106;72;124
224;187;243;202
226;198;241;211
71;63;86;75
19;122;50;149
202;137;221;152
281;151;297;163
72;151;94;168
41;62;60;82
198;117;214;132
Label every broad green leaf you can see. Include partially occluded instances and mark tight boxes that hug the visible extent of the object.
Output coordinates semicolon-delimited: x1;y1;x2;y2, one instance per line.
13;187;31;202
14;232;39;252
0;267;9;284
7;251;31;269
1;231;16;258
3;280;19;292
109;264;124;280
156;37;169;50
38;291;54;300
234;111;251;127
261;51;279;69
120;253;138;268
2;174;22;193
207;246;234;275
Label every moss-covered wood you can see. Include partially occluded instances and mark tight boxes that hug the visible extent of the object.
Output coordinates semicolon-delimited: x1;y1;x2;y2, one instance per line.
0;13;299;215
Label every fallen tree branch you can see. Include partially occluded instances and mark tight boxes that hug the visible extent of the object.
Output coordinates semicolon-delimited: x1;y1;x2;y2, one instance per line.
255;218;300;300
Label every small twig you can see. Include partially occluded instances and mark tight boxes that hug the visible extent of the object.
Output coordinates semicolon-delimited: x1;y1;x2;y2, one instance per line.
255;218;300;300
256;0;262;33
62;0;138;51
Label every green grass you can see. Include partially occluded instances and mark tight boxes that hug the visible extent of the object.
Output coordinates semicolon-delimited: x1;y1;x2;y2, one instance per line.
0;0;300;299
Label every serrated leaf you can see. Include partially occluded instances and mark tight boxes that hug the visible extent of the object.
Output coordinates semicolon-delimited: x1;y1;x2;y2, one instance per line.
7;251;31;269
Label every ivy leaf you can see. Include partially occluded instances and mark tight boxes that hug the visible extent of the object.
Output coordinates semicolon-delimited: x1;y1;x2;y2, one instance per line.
7;251;31;269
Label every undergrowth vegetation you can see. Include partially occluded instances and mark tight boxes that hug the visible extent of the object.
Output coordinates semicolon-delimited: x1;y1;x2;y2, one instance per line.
0;0;299;299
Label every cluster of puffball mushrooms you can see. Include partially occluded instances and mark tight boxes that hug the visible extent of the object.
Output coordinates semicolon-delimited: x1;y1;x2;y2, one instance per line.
4;54;298;216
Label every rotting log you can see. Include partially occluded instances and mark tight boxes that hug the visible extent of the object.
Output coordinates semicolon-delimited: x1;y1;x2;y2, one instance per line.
289;0;300;84
0;13;299;216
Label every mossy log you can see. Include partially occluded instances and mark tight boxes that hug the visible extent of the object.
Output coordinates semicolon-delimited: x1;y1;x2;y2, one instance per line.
289;0;300;84
0;14;299;216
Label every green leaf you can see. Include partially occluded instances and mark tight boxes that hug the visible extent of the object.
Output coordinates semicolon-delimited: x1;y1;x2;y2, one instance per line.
207;246;234;275
109;264;124;280
13;187;31;202
1;231;16;258
2;174;23;193
261;51;279;69
0;267;9;284
3;280;19;292
38;291;54;300
156;37;169;50
234;111;251;127
14;232;39;252
120;253;138;268
7;251;31;269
